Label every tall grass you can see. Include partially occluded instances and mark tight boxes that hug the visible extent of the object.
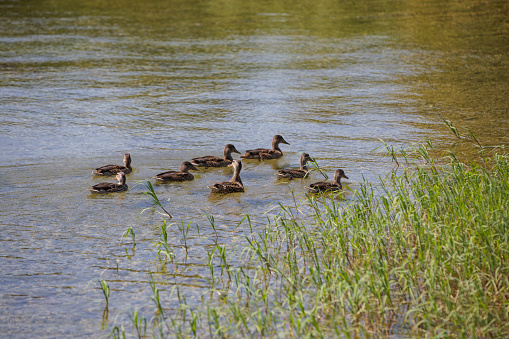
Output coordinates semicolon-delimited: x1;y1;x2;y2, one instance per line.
109;130;509;338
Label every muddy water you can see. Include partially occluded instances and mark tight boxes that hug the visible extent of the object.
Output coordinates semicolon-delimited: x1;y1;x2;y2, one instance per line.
1;0;508;336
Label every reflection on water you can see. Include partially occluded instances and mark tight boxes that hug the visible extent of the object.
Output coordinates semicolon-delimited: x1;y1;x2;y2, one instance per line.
0;0;508;336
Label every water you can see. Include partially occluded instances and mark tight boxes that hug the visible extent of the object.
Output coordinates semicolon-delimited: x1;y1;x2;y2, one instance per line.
1;0;508;336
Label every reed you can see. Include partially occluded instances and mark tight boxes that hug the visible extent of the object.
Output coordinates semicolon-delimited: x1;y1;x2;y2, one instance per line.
122;227;136;247
178;220;192;254
154;219;176;264
142;181;172;220
306;157;328;179
109;126;509;338
99;280;110;308
129;310;147;339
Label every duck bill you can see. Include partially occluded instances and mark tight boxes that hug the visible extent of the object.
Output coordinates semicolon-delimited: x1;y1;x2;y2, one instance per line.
282;139;290;145
343;175;349;180
232;147;241;154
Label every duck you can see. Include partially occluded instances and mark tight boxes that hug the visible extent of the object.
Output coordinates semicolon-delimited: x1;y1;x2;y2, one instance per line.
153;161;198;182
240;135;290;160
208;159;244;193
93;153;132;175
275;153;313;179
88;172;128;193
305;169;349;193
191;144;241;167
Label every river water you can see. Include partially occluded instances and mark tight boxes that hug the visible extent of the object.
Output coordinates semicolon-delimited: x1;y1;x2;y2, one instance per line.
1;0;508;336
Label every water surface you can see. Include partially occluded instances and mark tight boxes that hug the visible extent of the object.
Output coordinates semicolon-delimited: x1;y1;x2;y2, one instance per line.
1;0;508;336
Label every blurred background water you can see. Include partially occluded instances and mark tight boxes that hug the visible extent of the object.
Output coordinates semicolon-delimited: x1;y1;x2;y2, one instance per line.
1;0;508;336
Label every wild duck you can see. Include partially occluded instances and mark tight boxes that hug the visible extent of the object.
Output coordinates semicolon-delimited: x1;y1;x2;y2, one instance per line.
208;159;244;193
305;169;349;193
153;161;197;182
241;135;290;160
275;153;313;179
93;153;132;175
191;144;241;167
88;172;128;193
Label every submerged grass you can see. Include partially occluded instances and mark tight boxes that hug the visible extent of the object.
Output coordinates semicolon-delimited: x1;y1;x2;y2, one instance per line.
109;130;509;338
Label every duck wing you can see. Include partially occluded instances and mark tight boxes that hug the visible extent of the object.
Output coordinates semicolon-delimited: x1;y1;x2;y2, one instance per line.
258;149;283;160
306;182;339;192
94;182;116;189
154;170;178;178
192;156;218;162
209;181;227;189
241;148;271;158
89;182;120;192
276;169;306;178
191;156;224;165
208;181;244;193
94;164;127;175
155;172;193;181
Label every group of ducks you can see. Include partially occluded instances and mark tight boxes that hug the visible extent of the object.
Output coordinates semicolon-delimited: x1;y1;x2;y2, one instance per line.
88;135;349;194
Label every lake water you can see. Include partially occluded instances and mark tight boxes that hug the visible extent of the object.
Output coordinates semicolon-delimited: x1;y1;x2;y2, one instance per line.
1;0;508;336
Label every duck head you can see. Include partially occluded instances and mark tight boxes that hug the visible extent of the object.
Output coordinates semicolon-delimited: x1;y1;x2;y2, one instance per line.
227;158;242;172
228;159;243;184
123;153;132;167
181;161;198;172
115;171;127;185
273;135;290;147
224;144;241;161
333;169;349;184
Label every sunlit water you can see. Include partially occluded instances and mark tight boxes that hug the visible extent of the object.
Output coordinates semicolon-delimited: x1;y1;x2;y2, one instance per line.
1;0;508;336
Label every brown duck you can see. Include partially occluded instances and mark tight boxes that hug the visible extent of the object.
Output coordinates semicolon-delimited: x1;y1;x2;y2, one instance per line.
275;153;313;179
208;159;244;193
240;135;290;160
153;161;198;182
88;172;128;193
191;144;241;167
93;153;132;175
305;169;349;193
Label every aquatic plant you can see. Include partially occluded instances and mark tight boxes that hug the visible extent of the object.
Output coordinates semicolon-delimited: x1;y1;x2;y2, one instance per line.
154;219;176;264
129;310;147;338
178;220;192;254
122;227;136;247
99;280;110;308
305;157;328;179
108;124;509;338
142;181;172;220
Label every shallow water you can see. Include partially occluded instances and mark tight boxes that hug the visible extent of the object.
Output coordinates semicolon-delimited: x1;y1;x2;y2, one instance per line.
1;0;508;336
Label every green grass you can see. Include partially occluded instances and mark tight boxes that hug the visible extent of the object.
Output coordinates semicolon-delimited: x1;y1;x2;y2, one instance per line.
108;129;509;338
99;280;110;308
